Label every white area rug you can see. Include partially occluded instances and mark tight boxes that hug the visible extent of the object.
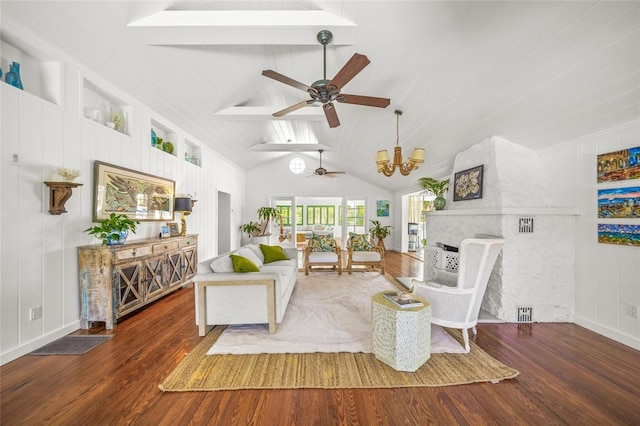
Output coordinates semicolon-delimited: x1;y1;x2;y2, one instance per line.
207;271;466;355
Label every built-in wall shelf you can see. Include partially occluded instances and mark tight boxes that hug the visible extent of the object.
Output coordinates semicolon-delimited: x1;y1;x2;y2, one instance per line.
82;78;132;136
184;139;202;167
150;118;177;156
0;37;62;105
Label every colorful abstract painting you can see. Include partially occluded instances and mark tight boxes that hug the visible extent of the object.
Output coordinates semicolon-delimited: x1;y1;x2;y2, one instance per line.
597;146;640;183
597;186;640;218
598;224;640;247
376;200;389;217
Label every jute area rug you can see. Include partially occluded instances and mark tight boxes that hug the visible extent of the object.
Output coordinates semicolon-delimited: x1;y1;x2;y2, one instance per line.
160;273;518;391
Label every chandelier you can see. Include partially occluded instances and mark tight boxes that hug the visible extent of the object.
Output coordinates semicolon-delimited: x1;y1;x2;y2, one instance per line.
376;110;425;177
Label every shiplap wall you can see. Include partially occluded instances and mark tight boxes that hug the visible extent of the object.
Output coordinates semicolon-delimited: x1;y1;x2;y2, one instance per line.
539;120;640;349
0;61;246;365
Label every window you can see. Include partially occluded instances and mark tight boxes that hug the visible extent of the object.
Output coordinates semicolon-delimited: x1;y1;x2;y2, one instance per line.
307;205;335;225
339;205;365;226
289;157;305;174
277;205;303;226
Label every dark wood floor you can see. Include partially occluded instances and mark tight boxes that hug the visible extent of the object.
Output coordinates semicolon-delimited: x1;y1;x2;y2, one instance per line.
2;251;640;425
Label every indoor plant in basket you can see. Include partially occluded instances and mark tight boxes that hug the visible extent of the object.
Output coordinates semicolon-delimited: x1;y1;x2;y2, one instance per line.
417;177;450;210
85;213;139;245
369;220;392;251
257;207;280;234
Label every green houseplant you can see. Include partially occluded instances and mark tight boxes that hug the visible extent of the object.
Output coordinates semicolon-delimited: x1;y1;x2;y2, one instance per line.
417;177;450;210
240;207;282;241
369;220;392;251
240;221;262;237
257;207;279;230
85;213;140;245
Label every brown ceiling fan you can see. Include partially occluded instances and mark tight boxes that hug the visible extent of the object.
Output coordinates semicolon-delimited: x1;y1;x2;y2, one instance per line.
310;149;345;177
262;30;390;128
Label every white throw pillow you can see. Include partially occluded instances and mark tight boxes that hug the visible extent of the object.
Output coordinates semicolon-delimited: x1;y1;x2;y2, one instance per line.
235;247;264;268
210;255;234;273
245;244;265;263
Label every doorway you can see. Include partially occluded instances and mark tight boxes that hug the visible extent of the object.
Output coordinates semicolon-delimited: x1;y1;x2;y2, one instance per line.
217;191;231;254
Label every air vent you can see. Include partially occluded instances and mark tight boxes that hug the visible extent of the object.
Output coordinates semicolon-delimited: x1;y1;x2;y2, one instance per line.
518;217;534;233
517;306;533;323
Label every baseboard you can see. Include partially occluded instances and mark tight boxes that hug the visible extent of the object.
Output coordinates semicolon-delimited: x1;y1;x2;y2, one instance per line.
573;316;640;351
478;310;504;323
0;321;81;366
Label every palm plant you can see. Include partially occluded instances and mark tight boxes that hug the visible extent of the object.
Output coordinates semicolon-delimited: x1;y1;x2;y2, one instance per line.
417;177;450;210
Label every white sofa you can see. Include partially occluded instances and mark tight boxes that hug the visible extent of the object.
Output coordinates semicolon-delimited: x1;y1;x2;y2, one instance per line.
296;225;334;241
193;244;298;336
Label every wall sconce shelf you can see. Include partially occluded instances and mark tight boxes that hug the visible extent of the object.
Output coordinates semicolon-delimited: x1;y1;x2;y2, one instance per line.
44;181;83;215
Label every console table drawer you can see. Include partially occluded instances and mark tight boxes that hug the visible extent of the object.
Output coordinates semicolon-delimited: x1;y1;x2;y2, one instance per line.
153;241;179;253
114;246;151;261
179;237;197;248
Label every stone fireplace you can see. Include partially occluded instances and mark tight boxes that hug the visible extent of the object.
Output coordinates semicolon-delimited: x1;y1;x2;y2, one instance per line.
425;136;577;322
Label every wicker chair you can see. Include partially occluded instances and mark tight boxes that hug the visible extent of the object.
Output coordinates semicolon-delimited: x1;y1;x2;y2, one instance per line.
346;234;385;274
304;237;342;275
412;238;504;352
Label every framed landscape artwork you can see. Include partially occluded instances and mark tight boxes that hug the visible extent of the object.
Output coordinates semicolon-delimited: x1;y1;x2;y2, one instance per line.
453;165;484;201
597;186;640;218
93;161;175;221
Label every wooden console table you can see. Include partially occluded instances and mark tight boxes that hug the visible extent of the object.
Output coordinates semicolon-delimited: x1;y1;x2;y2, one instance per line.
78;235;198;329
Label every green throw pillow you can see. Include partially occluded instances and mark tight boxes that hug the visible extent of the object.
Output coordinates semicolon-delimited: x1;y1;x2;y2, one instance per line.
349;232;373;251
259;244;289;264
229;254;260;272
310;233;334;252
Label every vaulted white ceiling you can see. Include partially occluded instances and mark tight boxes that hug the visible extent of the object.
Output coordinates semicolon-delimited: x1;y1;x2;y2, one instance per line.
2;1;639;192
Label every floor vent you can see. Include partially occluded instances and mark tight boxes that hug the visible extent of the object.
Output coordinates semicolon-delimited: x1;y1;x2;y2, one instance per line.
517;306;533;323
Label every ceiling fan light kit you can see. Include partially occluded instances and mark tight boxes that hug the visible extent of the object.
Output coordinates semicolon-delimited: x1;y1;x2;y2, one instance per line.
262;30;390;128
376;110;425;177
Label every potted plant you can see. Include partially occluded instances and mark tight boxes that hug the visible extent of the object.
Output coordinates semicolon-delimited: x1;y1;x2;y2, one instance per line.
84;213;139;245
417;177;450;210
369;220;392;251
257;207;280;232
240;221;262;237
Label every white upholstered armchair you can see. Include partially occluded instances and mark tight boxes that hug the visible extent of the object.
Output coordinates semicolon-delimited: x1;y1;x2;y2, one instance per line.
413;238;504;352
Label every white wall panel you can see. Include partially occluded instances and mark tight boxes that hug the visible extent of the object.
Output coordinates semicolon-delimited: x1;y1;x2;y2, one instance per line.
1;86;22;351
19;94;45;344
539;120;640;349
42;103;65;334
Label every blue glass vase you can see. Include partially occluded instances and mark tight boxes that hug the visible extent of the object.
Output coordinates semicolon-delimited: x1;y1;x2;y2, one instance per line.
5;62;23;90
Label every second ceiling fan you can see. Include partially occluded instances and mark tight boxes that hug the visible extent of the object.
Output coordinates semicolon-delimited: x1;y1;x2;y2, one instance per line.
311;149;345;177
262;30;390;128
